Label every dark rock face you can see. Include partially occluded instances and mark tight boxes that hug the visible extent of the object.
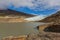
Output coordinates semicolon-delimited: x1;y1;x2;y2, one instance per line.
26;32;60;40
44;25;60;33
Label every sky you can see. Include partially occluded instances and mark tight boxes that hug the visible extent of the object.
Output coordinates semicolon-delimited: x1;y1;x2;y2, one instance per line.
0;0;60;17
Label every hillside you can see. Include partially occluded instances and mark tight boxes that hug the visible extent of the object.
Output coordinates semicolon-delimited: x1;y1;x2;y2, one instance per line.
40;11;60;24
0;9;35;22
0;9;35;17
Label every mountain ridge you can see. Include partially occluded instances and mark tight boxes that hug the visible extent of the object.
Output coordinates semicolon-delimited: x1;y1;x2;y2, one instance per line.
39;11;60;24
0;9;35;17
0;9;35;22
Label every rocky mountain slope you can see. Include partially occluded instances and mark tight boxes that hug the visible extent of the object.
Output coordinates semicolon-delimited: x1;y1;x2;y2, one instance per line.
0;9;35;22
0;9;35;17
40;11;60;24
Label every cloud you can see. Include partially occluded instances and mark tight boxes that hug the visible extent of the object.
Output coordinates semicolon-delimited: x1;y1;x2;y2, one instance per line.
48;0;60;7
0;0;60;11
0;0;10;10
30;0;60;11
0;0;34;10
10;0;34;7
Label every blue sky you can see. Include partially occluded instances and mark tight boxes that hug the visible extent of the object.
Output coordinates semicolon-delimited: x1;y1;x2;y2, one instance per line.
0;0;60;16
9;5;58;15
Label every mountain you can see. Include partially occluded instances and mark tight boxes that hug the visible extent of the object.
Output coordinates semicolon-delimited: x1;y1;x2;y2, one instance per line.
40;11;60;24
0;9;35;17
0;9;35;22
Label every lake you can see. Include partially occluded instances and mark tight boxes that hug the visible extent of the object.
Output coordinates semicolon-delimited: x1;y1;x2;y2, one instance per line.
0;22;45;40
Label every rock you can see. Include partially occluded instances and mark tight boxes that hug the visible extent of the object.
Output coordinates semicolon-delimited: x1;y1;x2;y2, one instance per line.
26;32;60;40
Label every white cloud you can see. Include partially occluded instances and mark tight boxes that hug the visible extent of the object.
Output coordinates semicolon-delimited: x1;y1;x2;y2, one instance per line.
0;0;34;10
0;0;60;11
10;0;34;7
30;0;60;11
48;0;60;7
0;0;10;10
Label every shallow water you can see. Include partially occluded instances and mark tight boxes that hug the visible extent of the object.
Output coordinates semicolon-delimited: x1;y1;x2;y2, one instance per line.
0;22;45;40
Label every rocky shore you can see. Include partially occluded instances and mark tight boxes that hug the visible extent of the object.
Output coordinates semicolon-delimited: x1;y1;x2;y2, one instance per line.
2;32;60;40
27;32;60;40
